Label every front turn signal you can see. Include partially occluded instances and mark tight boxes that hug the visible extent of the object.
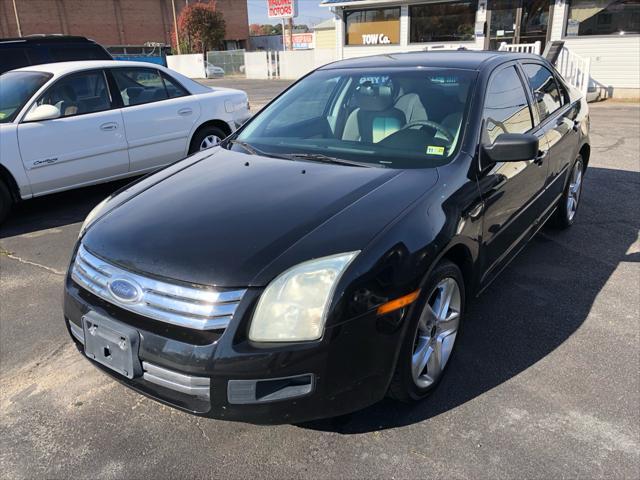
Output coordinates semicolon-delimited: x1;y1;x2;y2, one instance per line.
377;289;421;316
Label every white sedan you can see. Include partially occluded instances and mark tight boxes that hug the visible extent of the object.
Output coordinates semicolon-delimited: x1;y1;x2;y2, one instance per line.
0;60;250;222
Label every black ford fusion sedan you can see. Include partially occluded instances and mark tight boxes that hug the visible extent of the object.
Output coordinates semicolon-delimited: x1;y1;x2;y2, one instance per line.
64;51;590;424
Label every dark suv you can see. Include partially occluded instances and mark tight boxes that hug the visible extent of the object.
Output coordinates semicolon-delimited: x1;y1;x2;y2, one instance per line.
0;35;112;74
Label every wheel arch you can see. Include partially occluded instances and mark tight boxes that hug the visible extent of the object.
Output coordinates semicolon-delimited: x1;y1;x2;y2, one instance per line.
578;142;591;170
191;119;232;143
0;164;21;202
438;242;475;300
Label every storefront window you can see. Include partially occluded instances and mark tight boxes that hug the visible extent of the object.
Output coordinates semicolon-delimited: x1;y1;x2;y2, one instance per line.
345;8;401;46
410;1;478;43
565;0;640;36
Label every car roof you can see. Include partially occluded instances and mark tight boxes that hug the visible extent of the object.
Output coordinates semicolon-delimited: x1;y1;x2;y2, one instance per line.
11;60;167;76
0;35;98;44
320;50;544;71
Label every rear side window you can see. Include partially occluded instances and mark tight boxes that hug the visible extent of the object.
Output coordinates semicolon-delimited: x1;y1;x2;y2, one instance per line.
161;73;189;99
47;45;111;62
112;68;169;106
482;66;533;144
35;70;111;118
522;64;563;123
0;47;31;74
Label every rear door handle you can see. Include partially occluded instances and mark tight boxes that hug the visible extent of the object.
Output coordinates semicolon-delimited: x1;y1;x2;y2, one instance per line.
100;122;118;131
178;108;193;116
534;150;548;166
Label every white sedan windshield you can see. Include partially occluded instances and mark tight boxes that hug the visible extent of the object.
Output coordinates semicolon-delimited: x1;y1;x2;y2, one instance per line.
235;68;477;169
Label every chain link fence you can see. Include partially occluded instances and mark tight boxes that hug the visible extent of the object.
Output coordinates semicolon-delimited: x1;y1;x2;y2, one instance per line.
206;49;246;76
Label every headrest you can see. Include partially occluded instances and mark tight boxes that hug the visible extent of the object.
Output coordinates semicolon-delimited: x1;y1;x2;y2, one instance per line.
60;84;77;101
127;87;144;99
355;82;394;112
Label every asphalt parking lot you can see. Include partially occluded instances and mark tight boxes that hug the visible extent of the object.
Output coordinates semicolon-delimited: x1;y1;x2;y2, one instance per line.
1;81;638;478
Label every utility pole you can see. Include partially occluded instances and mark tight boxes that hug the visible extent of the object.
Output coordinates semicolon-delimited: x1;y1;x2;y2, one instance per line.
288;17;293;51
171;0;181;54
12;0;22;37
281;18;286;51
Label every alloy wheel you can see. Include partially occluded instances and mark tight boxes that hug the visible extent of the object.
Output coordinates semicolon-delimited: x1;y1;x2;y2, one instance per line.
567;159;583;222
200;135;221;150
411;277;461;388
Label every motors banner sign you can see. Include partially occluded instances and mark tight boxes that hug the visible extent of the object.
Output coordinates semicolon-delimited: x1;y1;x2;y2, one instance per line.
267;0;297;19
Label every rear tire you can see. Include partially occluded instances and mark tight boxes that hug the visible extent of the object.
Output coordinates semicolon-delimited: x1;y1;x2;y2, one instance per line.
551;155;584;229
0;179;13;225
188;125;227;154
388;260;465;402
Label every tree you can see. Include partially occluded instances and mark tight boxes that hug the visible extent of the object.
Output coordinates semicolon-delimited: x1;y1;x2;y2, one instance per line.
172;1;226;54
249;23;264;36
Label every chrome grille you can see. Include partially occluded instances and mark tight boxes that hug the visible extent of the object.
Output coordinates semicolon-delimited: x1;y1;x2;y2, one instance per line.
71;245;245;330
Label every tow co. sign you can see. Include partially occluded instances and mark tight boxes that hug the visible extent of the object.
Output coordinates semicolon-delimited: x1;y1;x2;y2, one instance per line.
267;0;298;19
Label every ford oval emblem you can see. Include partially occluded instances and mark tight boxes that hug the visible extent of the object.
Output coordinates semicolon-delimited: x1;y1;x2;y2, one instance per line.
108;278;141;303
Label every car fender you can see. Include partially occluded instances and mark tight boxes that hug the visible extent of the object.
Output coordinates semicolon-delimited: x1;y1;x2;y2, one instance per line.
196;89;249;129
0;124;32;199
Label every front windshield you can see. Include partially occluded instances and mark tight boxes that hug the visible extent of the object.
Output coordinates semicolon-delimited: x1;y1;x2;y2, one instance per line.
234;67;477;169
0;71;51;123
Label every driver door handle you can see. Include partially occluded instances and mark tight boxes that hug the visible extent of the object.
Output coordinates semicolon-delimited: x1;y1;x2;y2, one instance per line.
100;122;118;131
534;150;548;166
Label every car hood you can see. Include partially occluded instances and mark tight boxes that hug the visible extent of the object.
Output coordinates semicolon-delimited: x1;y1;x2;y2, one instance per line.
83;148;438;287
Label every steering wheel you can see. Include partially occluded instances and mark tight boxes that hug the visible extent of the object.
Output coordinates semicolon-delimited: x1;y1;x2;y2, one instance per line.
401;120;454;144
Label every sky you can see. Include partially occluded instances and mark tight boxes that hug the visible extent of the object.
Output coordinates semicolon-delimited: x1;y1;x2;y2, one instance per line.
247;0;333;27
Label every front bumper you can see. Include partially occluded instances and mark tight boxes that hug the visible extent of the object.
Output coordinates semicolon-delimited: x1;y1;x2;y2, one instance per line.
64;274;405;424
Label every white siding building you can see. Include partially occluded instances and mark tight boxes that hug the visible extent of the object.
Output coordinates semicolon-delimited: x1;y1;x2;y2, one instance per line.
320;0;640;99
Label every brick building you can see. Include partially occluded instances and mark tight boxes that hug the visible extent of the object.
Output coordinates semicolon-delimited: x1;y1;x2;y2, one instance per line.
0;0;249;50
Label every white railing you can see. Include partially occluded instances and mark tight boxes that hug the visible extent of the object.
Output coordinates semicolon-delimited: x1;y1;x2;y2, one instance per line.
555;47;591;97
498;41;541;55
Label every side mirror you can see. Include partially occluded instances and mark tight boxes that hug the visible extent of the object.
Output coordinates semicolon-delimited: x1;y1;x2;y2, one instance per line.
23;104;61;122
481;133;539;163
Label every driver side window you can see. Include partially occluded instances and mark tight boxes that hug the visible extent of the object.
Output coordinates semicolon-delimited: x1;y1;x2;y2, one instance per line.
482;66;533;145
35;70;111;118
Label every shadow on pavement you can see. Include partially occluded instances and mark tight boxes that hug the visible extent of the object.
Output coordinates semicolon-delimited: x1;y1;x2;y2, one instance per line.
299;166;639;433
0;179;132;239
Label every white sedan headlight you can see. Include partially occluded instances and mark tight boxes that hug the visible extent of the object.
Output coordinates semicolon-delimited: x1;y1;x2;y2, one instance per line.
78;197;109;238
249;252;360;342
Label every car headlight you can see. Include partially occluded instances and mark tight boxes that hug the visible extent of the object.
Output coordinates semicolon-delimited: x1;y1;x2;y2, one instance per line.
248;251;360;342
78;197;109;238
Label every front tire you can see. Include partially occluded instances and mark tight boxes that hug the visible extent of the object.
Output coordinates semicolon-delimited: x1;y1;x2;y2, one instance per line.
188;125;227;154
552;155;584;229
0;179;13;224
388;260;465;402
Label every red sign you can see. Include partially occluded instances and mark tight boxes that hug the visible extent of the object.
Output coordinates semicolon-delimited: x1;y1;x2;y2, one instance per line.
267;0;297;19
285;33;314;50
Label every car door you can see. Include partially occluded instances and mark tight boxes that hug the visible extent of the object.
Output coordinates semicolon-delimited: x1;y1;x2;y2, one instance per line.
476;63;550;286
521;62;580;201
109;67;201;173
17;69;129;196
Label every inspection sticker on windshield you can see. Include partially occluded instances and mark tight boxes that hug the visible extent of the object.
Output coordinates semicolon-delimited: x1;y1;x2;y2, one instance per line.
426;146;445;156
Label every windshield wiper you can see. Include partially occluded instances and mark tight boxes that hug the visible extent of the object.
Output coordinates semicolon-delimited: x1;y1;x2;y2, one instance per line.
228;139;261;155
281;153;378;168
228;140;295;161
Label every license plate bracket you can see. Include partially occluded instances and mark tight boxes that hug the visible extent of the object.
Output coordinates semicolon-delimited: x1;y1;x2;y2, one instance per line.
82;311;142;379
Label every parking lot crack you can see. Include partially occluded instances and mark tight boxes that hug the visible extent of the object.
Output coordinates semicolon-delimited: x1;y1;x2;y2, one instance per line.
0;250;65;276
